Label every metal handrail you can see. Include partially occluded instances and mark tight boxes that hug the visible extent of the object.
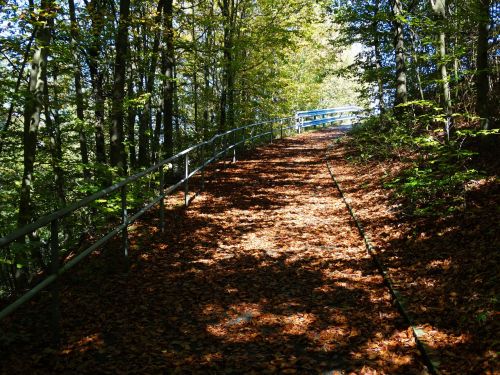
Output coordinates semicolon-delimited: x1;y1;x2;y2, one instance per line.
0;107;360;337
301;115;359;128
296;106;361;118
294;106;362;134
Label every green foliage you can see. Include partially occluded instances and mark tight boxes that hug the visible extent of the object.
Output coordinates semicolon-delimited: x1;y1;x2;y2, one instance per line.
347;115;415;161
387;163;482;217
347;114;491;217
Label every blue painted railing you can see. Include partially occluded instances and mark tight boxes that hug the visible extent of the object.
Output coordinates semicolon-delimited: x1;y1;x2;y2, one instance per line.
295;105;361;132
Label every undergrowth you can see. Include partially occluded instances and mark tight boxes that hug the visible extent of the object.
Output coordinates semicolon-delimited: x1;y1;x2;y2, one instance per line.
344;107;499;217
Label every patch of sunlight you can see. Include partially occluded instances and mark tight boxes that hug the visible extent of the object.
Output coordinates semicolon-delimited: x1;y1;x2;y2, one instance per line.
426;259;452;271
360;329;415;363
282;312;316;335
201;303;225;317
139;253;151;261
414;324;471;349
239;231;276;252
189;258;215;266
332;280;360;291
62;333;103;355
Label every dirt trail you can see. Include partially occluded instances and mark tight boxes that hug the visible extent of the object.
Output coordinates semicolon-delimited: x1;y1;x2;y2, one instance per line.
2;129;425;374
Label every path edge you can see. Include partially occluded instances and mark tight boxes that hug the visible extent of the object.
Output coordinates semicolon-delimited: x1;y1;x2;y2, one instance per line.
324;138;441;375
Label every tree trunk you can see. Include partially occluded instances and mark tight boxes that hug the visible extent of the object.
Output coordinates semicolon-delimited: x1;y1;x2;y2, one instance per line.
68;0;90;179
18;0;54;227
476;0;491;129
152;107;162;163
16;0;55;288
44;69;66;208
219;0;235;132
127;73;137;168
409;28;425;100
392;0;408;106
431;0;453;140
110;0;131;175
203;1;215;141
191;4;199;132
162;0;174;159
86;0;107;166
373;0;385;113
132;22;147;168
138;0;164;167
152;23;168;164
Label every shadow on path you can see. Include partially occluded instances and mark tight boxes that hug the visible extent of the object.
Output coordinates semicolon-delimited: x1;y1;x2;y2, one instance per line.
1;129;424;374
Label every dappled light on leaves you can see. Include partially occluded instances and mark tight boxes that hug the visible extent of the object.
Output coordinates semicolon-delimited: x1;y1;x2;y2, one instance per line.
1;129;426;374
329;135;499;374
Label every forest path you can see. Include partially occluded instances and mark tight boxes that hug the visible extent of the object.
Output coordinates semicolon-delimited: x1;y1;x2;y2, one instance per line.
3;128;424;374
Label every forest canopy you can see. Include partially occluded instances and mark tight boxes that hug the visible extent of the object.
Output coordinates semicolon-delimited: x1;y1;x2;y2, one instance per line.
0;0;498;294
0;0;363;295
0;2;498;372
0;0;361;227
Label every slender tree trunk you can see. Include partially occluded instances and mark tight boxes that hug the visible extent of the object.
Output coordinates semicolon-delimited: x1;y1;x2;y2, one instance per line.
373;0;385;113
191;4;199;132
203;1;215;141
16;0;55;288
219;0;233;132
203;60;210;141
202;29;212;140
453;31;460;101
68;0;90;179
392;0;408;106
138;0;164;167
110;0;131;175
132;23;147;167
162;0;174;159
409;28;425;100
173;62;181;150
86;0;107;166
44;69;66;208
439;31;452;131
476;0;491;129
226;0;236;130
153;27;168;164
152;107;162;163
18;0;54;227
126;73;137;168
431;0;453;140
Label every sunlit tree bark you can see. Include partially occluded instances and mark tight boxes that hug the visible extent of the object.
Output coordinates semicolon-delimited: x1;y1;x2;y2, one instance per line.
18;0;55;227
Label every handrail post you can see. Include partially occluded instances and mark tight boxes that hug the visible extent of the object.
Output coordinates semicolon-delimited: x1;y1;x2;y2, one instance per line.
201;143;205;190
232;129;236;163
159;166;165;233
242;127;246;151
270;121;273;144
50;219;60;346
295;113;300;134
184;153;189;207
121;185;128;259
280;119;283;139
